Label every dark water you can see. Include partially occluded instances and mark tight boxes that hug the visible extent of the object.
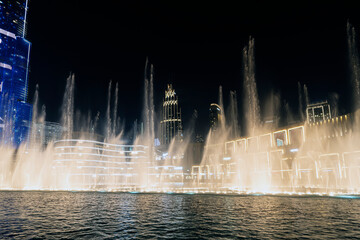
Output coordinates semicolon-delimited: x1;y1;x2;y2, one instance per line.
1;192;360;239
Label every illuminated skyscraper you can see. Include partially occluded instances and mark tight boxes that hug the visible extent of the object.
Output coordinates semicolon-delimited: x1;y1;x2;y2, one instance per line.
209;103;222;132
0;0;29;37
0;0;32;146
160;84;183;145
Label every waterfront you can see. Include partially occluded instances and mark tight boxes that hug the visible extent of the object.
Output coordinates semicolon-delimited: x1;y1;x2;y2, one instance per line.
1;192;360;239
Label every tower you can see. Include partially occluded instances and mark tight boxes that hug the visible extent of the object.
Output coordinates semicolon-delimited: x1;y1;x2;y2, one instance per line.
160;84;183;145
0;0;32;146
209;103;222;132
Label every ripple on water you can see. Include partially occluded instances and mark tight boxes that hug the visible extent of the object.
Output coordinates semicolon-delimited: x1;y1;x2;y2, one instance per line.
0;192;360;239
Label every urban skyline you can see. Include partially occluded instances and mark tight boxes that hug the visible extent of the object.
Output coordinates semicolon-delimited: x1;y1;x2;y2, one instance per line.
22;1;360;137
2;2;360;239
2;0;360;156
2;1;360;143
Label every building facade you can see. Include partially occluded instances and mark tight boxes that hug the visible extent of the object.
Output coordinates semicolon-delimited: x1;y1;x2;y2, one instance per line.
209;103;222;132
0;0;32;146
306;101;331;124
31;121;64;147
53;139;149;190
160;84;183;145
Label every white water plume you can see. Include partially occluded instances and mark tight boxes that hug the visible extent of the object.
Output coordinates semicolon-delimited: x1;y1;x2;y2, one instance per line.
61;73;75;139
347;21;360;111
304;84;310;107
298;82;305;122
106;80;112;140
112;82;119;138
243;37;260;136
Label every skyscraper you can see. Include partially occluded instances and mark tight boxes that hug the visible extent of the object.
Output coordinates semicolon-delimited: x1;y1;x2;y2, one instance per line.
160;84;183;145
31;121;64;147
0;0;32;146
209;103;222;132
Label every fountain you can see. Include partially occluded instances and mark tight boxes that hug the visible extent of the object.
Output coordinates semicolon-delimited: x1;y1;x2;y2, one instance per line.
243;37;260;137
1;25;360;195
191;31;360;195
347;21;360;111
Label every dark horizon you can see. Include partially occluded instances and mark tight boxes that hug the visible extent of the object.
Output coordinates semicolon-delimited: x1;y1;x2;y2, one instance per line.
26;1;360;138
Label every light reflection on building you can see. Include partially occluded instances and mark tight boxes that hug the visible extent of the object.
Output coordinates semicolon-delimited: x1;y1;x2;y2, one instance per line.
191;112;360;193
0;0;32;146
306;101;331;124
53;139;149;190
160;84;183;145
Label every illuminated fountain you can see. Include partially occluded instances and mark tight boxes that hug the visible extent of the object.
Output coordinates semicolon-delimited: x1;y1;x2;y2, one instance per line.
191;31;360;195
53;139;148;191
49;68;155;191
0;72;152;191
1;25;360;195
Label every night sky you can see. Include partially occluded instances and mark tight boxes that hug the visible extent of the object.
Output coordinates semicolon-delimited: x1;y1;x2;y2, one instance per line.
26;1;360;137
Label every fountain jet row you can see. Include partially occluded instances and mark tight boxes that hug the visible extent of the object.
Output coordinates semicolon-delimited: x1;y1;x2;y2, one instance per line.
1;28;360;194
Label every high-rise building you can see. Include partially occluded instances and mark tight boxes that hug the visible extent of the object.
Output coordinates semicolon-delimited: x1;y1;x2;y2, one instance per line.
306;101;331;124
31;121;64;147
160;84;183;145
0;0;29;37
0;0;32;146
209;103;222;131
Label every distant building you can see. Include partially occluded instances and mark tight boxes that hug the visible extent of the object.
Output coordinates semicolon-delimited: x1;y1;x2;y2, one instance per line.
209;103;222;131
160;84;183;145
195;134;204;143
306;101;331;124
31;121;64;147
0;0;32;146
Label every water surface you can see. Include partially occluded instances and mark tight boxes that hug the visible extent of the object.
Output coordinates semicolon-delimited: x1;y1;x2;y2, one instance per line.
0;192;359;239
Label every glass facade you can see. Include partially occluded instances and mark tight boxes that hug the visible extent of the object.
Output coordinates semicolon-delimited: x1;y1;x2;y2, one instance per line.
0;0;29;37
0;0;32;147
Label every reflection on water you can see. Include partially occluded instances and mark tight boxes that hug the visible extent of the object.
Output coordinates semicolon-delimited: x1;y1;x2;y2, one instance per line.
1;192;360;239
